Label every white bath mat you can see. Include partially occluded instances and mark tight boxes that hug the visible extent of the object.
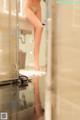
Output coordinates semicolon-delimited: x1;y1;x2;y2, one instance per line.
19;69;46;77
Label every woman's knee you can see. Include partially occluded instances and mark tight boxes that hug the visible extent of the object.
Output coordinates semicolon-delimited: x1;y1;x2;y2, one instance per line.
36;24;44;31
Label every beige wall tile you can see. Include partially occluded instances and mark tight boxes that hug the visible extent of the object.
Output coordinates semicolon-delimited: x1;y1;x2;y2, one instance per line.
56;97;80;120
52;3;80;120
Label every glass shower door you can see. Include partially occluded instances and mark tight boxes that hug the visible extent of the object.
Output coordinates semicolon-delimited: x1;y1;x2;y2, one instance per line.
0;0;18;81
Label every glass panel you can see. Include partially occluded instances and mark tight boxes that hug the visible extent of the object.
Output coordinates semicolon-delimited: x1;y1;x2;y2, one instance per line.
0;0;18;81
18;0;46;120
0;85;19;120
9;0;18;79
17;82;34;120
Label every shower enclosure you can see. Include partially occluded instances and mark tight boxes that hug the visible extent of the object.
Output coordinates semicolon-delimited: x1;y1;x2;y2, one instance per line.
0;0;18;81
0;0;53;120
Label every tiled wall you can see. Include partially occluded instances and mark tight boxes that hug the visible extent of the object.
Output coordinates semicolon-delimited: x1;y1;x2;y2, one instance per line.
52;2;80;120
51;1;57;120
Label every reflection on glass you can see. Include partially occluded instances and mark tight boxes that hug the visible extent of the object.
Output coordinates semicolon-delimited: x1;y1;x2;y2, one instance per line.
18;1;46;120
0;85;18;120
0;0;18;80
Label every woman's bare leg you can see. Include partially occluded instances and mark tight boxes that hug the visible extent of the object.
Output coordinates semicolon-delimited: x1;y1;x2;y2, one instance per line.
33;77;43;120
34;27;43;70
34;8;43;70
25;8;43;119
25;8;43;70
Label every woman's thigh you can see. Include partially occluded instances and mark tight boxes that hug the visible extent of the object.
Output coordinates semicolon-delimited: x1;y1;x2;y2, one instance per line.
25;8;42;28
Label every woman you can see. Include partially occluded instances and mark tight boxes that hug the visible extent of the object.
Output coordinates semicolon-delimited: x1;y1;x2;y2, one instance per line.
24;0;44;70
24;0;44;120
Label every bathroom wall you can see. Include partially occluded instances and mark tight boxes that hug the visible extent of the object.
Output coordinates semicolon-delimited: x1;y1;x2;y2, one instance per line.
52;1;80;120
0;0;3;11
51;1;57;120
